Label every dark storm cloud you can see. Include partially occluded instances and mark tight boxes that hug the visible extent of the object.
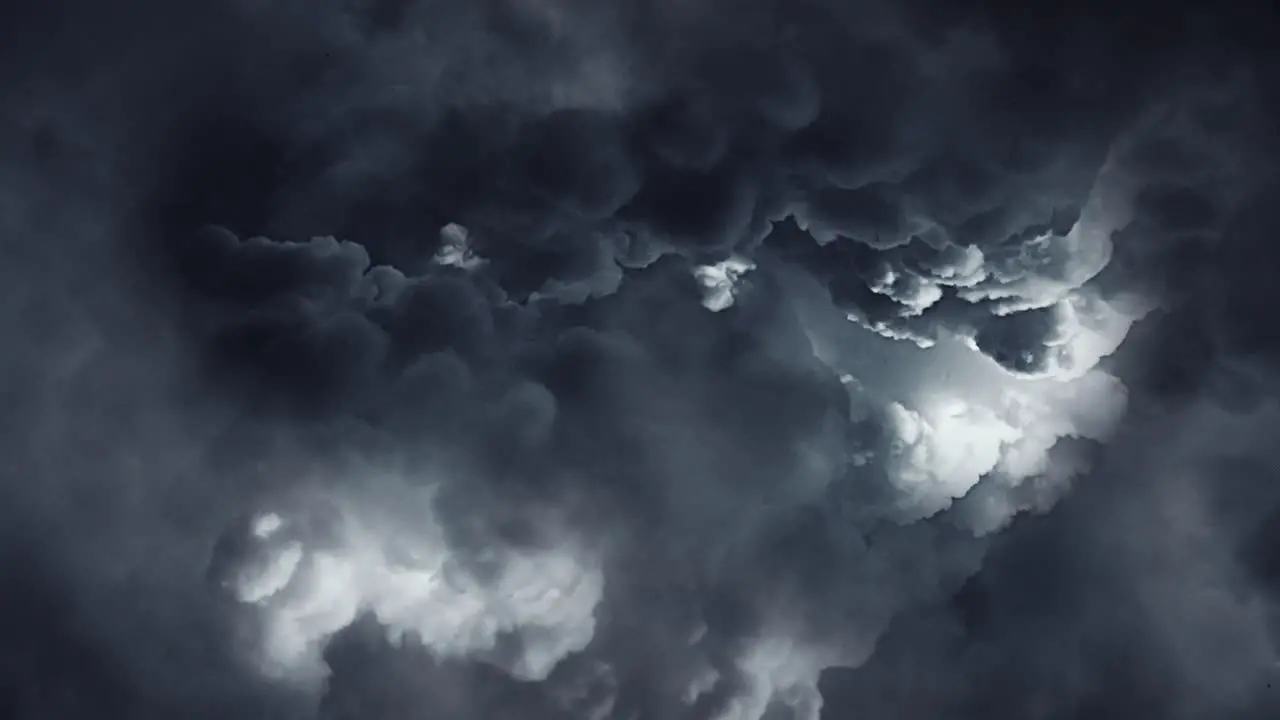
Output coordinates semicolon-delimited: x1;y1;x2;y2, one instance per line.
3;0;1280;719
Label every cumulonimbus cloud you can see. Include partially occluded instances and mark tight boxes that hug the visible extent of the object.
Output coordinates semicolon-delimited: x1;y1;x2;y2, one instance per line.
3;1;1278;719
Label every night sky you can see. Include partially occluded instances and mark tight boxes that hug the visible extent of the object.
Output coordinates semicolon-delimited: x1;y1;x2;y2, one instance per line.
3;1;1280;718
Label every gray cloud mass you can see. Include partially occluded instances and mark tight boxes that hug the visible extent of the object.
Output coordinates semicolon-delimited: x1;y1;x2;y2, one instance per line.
2;0;1280;718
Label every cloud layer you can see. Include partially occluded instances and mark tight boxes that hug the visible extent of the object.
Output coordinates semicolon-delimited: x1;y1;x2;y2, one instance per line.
3;1;1280;719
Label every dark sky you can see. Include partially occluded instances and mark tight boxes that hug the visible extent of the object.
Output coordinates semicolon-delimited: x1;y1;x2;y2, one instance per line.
3;1;1280;718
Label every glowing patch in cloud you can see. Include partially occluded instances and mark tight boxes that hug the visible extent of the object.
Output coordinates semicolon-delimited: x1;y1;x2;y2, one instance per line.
694;256;755;312
883;397;1020;515
434;223;487;271
220;491;603;683
251;512;284;539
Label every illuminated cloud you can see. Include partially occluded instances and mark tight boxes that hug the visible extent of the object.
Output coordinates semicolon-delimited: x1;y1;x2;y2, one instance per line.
216;485;603;684
2;1;1278;719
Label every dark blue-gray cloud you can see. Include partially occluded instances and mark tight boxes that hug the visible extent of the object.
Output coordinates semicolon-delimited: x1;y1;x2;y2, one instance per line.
2;1;1280;719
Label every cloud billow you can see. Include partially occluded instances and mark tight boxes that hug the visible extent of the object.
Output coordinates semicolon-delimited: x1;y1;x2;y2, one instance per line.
3;1;1280;719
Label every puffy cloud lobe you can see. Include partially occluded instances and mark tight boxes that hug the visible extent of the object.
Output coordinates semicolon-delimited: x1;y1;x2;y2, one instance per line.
775;140;1147;381
434;223;486;271
694;256;756;312
211;491;602;684
882;399;1020;511
798;287;1128;529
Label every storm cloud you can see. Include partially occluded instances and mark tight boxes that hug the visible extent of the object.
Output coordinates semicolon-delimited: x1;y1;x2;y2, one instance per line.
2;1;1280;719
